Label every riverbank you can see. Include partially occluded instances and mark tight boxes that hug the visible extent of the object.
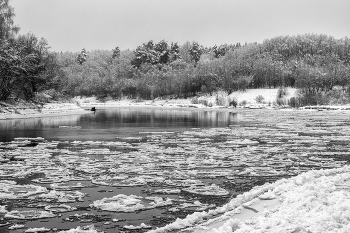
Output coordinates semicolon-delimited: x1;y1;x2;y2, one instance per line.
75;88;297;110
2;87;350;121
0;102;89;120
149;166;350;233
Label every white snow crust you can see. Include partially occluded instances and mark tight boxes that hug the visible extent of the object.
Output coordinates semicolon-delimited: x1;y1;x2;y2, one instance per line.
91;194;173;212
148;166;350;233
57;225;102;233
25;227;51;232
123;223;152;229
0;205;7;213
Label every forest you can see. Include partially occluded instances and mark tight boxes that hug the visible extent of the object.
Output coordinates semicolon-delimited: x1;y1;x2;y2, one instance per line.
1;0;350;106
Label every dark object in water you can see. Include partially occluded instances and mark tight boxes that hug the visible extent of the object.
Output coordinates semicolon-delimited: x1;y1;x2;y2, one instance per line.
229;101;237;108
91;107;96;111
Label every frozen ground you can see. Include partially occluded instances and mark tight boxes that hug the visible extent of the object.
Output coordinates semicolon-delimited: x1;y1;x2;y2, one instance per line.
1;109;350;232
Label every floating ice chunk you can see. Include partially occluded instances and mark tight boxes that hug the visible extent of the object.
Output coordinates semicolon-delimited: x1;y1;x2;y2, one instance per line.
0;205;7;213
182;184;229;196
57;225;102;233
14;137;45;142
0;183;47;199
59;126;82;129
168;200;215;212
50;182;86;191
44;204;77;213
25;227;50;232
34;190;85;202
150;188;181;194
8;224;25;230
5;210;55;219
123;223;152;229
91;194;173;212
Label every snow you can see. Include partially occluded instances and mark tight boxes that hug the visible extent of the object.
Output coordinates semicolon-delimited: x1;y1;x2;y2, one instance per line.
25;227;51;232
123;223;152;229
182;184;229;196
0;183;47;199
8;224;25;230
5;210;55;219
34;190;85;202
148;166;350;233
91;194;173;212
0;205;7;213
44;204;77;213
57;225;102;233
258;190;276;200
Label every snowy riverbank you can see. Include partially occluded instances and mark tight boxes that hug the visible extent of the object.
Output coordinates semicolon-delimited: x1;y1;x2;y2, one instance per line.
0;102;89;120
150;166;350;233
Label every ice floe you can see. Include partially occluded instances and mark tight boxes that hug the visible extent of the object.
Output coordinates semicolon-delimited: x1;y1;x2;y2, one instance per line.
91;194;173;212
57;225;103;233
25;227;51;232
5;210;55;219
123;222;152;229
0;183;47;199
182;184;229;197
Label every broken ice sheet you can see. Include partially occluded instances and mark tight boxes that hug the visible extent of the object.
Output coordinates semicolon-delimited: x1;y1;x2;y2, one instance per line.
31;190;86;202
5;209;55;219
0;183;47;199
44;204;76;213
91;194;173;212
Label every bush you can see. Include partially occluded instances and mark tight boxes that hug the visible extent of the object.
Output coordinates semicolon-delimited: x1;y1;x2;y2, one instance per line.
33;92;52;104
227;96;237;107
276;97;286;106
255;95;265;103
295;88;350;106
215;92;228;106
289;97;299;108
198;98;208;106
239;100;247;106
132;97;144;103
277;87;288;98
191;96;199;104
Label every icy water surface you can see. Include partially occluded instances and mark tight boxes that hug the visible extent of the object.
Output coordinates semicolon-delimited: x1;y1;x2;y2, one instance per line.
0;108;239;142
1;108;350;232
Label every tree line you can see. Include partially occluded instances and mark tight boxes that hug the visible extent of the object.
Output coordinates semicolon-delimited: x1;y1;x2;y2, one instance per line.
1;0;350;105
56;35;350;104
0;0;60;102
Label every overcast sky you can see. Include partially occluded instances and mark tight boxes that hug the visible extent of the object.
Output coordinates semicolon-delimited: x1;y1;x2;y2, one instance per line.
10;0;350;52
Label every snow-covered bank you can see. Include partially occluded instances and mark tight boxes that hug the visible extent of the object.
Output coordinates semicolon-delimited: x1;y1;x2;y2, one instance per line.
148;166;350;233
0;103;90;120
74;88;297;110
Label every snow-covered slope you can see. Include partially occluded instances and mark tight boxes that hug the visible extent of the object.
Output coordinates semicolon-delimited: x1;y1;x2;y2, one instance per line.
148;166;350;233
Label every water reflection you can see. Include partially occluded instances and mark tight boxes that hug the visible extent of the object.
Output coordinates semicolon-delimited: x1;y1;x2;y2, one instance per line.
0;107;239;142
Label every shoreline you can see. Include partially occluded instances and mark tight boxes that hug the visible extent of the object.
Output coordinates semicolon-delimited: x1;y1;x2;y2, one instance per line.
148;166;350;233
0;103;91;121
2;100;350;121
0;109;90;120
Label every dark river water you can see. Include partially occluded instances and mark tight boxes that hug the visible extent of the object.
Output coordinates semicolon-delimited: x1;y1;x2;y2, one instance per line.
0;108;239;142
1;108;349;233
